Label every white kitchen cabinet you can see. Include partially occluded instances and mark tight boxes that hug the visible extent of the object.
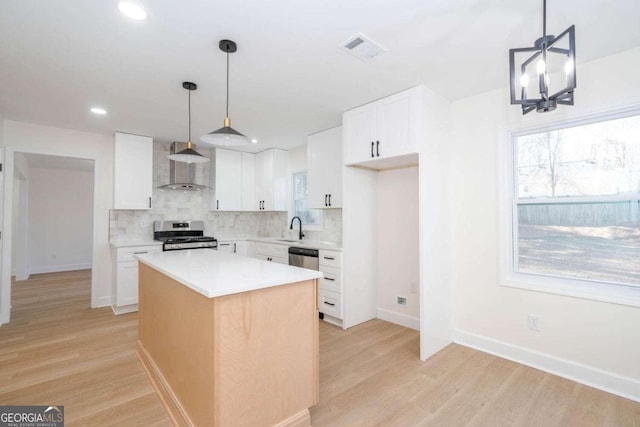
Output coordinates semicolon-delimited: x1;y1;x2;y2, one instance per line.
318;250;344;326
254;242;289;264
212;148;242;211
240;153;256;211
217;240;248;256
307;126;343;208
111;244;162;314
114;132;153;209
343;86;421;167
211;149;256;211
255;149;288;211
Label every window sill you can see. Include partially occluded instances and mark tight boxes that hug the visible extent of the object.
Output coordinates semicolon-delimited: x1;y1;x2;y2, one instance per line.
501;272;640;308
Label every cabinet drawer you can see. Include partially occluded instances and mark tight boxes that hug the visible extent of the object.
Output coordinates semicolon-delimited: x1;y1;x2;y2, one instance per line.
318;289;342;319
254;242;289;258
116;245;162;262
319;266;341;293
255;254;289;264
319;250;341;268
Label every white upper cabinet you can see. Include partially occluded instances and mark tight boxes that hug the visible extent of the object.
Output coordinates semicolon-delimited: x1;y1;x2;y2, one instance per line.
255;149;288;211
343;86;421;167
113;132;153;210
241;152;256;211
211;149;257;211
308;126;343;208
212;148;242;211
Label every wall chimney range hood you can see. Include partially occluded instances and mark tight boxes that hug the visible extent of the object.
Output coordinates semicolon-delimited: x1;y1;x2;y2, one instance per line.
158;142;211;190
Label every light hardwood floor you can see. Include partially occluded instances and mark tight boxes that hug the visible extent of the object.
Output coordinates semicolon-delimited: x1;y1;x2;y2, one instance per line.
1;270;638;426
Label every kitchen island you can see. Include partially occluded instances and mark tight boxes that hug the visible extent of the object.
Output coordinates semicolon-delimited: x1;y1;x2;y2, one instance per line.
135;250;323;427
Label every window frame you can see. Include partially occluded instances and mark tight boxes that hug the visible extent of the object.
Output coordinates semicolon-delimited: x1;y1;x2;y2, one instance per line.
290;170;323;231
499;106;640;307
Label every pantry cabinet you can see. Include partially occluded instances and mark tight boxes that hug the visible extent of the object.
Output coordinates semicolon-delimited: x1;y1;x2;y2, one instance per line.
307;126;342;208
255;149;288;211
113;132;153;209
343;86;421;167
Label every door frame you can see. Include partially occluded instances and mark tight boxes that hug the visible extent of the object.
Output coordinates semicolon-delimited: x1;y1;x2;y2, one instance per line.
0;147;99;324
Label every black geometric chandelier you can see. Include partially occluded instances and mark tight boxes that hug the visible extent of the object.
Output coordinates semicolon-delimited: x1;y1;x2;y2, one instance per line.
509;0;576;114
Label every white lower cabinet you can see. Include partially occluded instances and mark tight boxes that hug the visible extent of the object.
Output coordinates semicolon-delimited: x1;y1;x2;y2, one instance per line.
112;244;162;314
254;242;289;264
318;250;344;327
217;240;248;256
318;289;342;319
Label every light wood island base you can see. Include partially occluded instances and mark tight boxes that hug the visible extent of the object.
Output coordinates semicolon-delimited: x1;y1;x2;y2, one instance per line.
136;263;319;427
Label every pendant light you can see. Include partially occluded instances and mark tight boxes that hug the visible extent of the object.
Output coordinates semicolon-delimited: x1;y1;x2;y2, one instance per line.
509;0;576;114
169;82;209;164
200;39;249;146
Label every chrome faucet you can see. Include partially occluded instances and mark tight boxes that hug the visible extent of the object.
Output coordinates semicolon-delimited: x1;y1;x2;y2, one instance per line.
289;216;305;240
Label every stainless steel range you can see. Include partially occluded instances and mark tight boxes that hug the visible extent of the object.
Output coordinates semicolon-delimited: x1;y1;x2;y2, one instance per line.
153;220;217;251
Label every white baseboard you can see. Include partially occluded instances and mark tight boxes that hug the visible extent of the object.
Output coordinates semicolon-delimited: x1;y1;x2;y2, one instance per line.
377;308;420;331
29;263;92;275
453;329;640;403
111;304;138;315
92;295;112;309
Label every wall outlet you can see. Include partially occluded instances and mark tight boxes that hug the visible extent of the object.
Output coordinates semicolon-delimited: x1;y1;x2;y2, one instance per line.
410;282;417;294
397;296;407;306
527;314;541;331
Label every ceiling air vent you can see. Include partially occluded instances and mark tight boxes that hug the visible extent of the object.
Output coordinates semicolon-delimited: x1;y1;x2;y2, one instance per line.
339;33;386;61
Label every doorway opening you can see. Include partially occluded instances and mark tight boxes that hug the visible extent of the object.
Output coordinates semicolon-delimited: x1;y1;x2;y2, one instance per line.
7;153;95;321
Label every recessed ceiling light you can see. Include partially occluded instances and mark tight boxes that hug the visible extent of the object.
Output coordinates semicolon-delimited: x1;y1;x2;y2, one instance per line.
90;107;107;115
118;2;147;20
251;138;258;144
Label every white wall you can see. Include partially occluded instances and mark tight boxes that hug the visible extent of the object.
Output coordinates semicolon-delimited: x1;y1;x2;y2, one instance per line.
27;167;93;274
1;120;113;318
450;47;640;399
376;167;419;329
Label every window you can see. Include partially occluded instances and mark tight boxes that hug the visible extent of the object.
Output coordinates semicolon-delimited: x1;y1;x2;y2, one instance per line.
292;171;322;228
506;111;640;304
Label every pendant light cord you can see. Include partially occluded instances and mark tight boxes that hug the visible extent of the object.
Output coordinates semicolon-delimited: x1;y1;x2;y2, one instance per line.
188;86;192;141
226;50;230;118
542;0;547;37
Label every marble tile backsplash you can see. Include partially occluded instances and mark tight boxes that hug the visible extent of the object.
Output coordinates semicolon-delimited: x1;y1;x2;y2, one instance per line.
109;142;342;244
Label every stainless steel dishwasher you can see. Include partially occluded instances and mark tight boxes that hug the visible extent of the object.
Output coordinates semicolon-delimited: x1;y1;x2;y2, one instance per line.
288;247;319;270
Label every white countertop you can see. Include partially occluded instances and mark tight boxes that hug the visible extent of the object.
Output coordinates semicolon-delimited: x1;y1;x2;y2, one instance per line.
110;239;163;248
249;238;342;251
136;249;323;298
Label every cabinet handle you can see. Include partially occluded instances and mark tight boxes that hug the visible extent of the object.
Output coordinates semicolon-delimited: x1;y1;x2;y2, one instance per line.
324;277;335;281
148;197;152;208
376;140;380;157
371;141;374;158
324;194;328;206
323;301;336;306
233;242;237;253
216;200;219;210
328;194;331;206
133;251;148;254
323;256;335;260
220;243;230;246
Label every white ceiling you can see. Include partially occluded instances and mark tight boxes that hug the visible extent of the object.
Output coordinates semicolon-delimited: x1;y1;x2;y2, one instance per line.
1;0;639;153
